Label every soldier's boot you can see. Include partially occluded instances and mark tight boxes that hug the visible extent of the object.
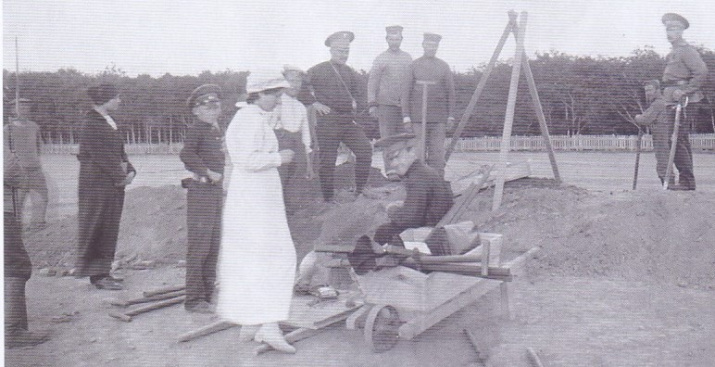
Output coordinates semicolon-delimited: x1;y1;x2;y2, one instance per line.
4;277;50;348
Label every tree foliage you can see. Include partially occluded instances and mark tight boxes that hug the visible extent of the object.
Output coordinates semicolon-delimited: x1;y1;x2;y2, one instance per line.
3;47;714;143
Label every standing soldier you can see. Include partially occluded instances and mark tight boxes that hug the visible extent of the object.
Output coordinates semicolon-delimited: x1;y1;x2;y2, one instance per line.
368;25;413;138
658;13;708;191
302;31;373;203
3;98;49;230
402;33;456;178
179;84;226;313
368;25;413;181
4;115;50;348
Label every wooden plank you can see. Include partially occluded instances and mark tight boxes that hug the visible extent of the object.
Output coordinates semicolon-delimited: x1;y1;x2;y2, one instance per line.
398;246;538;340
493;11;528;211
282;292;362;330
112;290;186;308
143;284;185;298
177;320;236;343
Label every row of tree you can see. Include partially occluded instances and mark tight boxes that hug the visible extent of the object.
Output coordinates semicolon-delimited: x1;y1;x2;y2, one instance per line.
4;47;715;144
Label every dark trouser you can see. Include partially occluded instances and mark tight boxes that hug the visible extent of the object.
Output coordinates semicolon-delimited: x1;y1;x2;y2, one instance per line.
17;167;49;227
185;181;222;306
76;185;125;278
652;105;695;187
377;105;406;138
316;113;372;201
5;213;32;333
275;129;307;193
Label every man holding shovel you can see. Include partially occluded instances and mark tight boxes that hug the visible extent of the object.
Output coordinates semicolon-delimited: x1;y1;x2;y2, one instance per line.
655;13;708;190
401;33;456;178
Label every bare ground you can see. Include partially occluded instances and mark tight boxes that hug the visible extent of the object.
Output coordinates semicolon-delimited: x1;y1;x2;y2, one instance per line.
6;153;715;367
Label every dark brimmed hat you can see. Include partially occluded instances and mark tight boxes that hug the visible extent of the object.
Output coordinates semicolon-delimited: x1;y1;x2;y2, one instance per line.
187;84;222;109
662;13;689;29
87;84;119;105
374;133;417;149
325;31;355;47
423;33;442;43
386;25;404;36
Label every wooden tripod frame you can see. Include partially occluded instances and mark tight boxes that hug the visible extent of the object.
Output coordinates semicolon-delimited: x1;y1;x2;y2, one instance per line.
444;11;561;210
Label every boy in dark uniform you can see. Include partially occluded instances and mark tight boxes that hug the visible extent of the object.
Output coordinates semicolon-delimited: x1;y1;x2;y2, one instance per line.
179;84;226;313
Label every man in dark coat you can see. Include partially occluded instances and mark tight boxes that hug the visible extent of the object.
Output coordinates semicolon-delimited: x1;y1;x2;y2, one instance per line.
4;123;50;347
301;31;373;203
401;33;456;178
75;84;135;290
372;133;453;254
179;84;226;313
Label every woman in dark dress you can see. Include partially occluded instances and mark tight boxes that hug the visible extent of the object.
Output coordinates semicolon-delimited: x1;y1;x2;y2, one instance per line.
75;84;135;290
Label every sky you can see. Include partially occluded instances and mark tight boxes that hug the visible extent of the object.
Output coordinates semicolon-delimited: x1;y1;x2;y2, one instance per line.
3;0;714;77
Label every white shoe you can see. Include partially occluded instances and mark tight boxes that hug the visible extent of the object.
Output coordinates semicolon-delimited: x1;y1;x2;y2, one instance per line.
238;325;259;342
254;323;296;354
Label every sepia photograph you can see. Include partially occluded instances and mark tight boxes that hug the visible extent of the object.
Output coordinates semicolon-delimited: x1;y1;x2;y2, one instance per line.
3;0;714;366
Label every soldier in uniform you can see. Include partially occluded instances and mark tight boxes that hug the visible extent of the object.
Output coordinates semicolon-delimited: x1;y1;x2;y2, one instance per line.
4;116;50;348
368;25;413;139
3;98;49;230
658;13;708;190
401;33;456;178
302;31;373;203
179;84;226;313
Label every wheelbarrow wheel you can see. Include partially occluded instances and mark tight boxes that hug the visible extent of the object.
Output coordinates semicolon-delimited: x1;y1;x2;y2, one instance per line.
364;304;400;352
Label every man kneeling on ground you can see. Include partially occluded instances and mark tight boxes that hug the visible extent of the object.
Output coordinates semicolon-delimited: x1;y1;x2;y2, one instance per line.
371;133;453;252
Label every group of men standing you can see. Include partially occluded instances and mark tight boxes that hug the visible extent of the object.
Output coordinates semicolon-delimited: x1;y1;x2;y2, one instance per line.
299;26;456;203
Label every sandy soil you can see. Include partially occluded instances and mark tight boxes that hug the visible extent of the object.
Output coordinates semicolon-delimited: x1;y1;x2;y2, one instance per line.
6;152;715;367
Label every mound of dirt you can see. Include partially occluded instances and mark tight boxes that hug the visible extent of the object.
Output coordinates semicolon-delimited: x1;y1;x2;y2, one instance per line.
24;176;715;290
466;179;715;290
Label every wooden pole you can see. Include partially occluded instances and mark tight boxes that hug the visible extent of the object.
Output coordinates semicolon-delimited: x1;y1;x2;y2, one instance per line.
143;284;185;298
493;11;528;211
517;48;561;183
445;11;517;162
178;320;236;343
416;80;436;164
633;128;643;189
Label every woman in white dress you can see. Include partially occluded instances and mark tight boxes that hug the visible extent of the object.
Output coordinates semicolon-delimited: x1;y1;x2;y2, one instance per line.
217;72;297;353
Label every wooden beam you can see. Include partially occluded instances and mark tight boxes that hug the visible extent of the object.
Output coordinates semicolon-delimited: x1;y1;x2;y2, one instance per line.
519;49;561;183
493;11;528;211
143;284;185;298
445;11;518;162
177;320;236;343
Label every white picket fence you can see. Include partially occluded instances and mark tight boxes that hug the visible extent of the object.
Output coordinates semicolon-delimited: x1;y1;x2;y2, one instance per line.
41;134;715;154
452;133;715;152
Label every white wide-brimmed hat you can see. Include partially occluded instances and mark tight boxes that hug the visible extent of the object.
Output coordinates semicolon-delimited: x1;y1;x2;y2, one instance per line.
246;70;290;94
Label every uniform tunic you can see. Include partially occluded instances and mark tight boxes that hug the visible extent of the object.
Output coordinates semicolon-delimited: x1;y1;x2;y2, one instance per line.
4;119;48;226
660;40;708;187
179;121;225;306
217;104;296;325
374;162;453;253
303;61;372;201
401;55;456;124
75;109;135;278
368;49;413;138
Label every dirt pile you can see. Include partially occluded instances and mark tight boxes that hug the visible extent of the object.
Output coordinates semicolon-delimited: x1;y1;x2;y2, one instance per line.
24;177;715;290
24;184;189;269
467;180;715;290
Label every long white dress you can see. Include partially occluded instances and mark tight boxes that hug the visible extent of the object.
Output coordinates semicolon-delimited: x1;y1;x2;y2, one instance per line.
217;104;297;325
